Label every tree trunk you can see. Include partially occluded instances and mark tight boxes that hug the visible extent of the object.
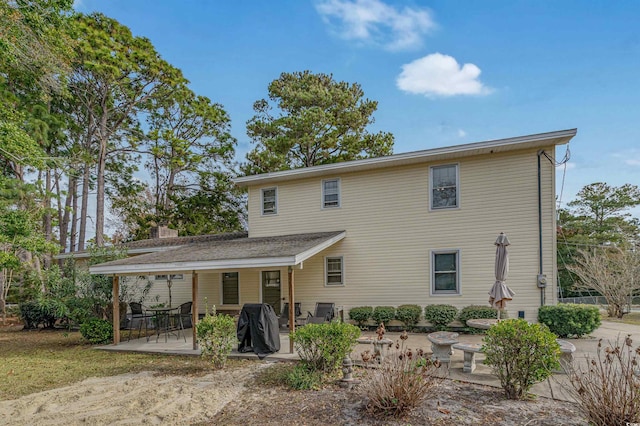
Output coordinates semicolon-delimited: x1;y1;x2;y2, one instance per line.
70;176;78;252
78;162;90;251
41;168;52;269
59;174;74;262
95;113;108;247
0;269;6;323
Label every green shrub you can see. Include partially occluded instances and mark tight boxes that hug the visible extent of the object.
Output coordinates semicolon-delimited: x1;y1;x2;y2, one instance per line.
371;306;396;326
423;304;458;330
19;298;62;329
80;318;113;344
395;304;422;329
538;304;601;337
292;321;360;373
64;297;96;327
458;305;499;325
349;306;373;328
483;319;560;399
196;308;237;369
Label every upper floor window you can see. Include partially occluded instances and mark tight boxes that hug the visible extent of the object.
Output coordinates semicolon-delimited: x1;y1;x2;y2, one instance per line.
431;250;460;295
322;178;341;208
430;164;458;209
325;256;344;286
221;272;239;305
261;187;277;215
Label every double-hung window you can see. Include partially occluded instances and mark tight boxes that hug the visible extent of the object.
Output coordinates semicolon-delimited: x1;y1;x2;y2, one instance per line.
431;250;460;295
221;272;239;305
261;187;277;215
322;179;340;208
430;164;458;209
325;256;344;286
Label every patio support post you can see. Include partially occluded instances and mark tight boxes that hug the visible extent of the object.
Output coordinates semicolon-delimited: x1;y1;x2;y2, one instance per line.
112;275;120;345
288;266;295;354
192;271;198;350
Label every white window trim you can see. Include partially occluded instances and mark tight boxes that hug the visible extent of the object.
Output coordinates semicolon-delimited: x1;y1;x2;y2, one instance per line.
430;249;461;296
261;186;278;216
429;163;460;211
321;178;341;209
219;271;240;306
324;255;345;287
154;274;184;281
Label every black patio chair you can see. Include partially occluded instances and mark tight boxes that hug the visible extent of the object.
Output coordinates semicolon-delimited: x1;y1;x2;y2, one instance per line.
278;302;303;329
173;301;192;342
127;302;151;341
305;302;335;324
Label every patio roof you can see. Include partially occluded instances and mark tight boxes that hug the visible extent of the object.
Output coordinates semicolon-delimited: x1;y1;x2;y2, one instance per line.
89;231;346;275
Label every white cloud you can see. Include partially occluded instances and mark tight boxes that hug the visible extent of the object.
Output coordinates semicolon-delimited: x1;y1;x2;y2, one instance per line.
315;0;435;51
457;129;467;138
612;150;640;166
558;162;576;170
396;53;492;98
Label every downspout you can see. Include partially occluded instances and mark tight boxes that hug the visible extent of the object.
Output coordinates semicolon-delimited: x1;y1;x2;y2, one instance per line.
537;151;545;306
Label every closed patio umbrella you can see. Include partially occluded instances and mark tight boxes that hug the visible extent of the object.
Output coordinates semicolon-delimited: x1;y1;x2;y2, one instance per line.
488;232;515;320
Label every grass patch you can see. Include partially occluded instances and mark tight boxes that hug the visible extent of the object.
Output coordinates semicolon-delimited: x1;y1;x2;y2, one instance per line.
0;325;243;400
605;312;640;326
254;362;296;387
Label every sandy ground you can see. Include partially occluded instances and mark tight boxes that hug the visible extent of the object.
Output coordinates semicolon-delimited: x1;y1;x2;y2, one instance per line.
0;363;267;426
0;361;586;426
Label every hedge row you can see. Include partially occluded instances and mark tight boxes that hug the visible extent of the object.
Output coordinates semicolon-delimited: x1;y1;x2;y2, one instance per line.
348;304;501;329
349;303;601;337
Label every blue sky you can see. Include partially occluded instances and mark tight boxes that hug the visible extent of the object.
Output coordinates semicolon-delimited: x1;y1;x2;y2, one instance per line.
77;0;640;216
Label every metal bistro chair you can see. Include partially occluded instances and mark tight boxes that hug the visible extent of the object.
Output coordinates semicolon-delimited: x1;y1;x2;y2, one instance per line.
173;301;192;342
278;302;303;329
127;302;151;341
305;302;335;324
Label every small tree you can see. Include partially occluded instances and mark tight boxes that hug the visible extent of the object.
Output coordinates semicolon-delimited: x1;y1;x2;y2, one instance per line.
483;319;560;400
568;247;639;318
0;209;57;322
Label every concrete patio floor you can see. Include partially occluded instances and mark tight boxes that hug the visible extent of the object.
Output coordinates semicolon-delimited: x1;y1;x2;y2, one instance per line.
97;320;640;402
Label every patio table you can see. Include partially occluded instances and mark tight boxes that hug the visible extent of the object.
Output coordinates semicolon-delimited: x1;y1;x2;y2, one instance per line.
146;306;184;343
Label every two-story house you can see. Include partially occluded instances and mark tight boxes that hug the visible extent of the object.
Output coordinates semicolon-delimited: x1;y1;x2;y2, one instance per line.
90;128;576;347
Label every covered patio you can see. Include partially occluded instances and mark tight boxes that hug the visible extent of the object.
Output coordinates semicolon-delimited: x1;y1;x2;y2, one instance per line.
89;231;346;353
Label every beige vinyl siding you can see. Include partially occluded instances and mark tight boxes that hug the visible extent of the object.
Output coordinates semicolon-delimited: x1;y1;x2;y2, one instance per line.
247;147;557;320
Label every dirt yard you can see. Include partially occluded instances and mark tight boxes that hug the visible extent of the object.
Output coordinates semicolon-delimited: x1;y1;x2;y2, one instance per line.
0;362;586;425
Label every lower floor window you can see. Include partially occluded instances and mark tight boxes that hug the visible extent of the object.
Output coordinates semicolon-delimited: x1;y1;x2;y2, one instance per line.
222;272;239;304
432;251;459;294
326;256;344;285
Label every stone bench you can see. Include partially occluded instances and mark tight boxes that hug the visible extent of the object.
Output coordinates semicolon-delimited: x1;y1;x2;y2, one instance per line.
427;331;459;364
356;337;394;363
556;339;576;373
452;342;483;373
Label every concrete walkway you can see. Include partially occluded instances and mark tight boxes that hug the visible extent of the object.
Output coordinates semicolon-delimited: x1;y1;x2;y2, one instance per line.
98;320;640;402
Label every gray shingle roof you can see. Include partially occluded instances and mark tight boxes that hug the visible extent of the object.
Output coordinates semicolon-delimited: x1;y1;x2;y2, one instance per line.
123;231;248;249
55;231;248;259
89;231;346;274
